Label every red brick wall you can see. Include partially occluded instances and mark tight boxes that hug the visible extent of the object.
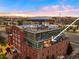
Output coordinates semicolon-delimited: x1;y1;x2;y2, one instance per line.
7;26;25;59
37;39;69;59
21;39;69;59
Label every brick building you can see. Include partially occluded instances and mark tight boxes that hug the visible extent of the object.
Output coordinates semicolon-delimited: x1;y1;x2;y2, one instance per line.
6;24;70;59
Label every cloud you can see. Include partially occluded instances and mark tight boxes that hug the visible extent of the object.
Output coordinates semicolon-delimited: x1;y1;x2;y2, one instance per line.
32;5;79;16
60;5;79;16
39;5;60;12
0;5;79;17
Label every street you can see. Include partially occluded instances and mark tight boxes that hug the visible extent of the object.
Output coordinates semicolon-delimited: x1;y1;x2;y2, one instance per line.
65;32;79;59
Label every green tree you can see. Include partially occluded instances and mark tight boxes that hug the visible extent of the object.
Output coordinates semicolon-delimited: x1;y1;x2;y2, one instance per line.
75;20;79;28
0;53;7;59
17;20;23;25
67;43;73;55
0;35;7;46
72;27;78;32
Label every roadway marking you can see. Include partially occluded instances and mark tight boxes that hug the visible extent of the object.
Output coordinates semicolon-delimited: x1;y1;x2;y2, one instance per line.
70;42;79;46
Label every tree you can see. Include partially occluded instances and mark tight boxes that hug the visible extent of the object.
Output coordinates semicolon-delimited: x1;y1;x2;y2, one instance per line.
17;20;23;25
67;43;73;55
0;54;7;59
0;53;7;59
75;20;79;28
6;47;11;53
0;35;7;46
72;27;78;32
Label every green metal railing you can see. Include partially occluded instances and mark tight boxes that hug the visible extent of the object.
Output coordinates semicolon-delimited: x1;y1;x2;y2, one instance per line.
24;29;63;48
24;37;43;48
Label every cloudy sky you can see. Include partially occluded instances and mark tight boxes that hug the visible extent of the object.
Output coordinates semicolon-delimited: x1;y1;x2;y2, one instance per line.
0;0;79;16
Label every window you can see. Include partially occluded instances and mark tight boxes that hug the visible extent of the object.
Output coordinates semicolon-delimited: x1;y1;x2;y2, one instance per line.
13;40;15;44
26;56;30;59
42;53;44;56
51;55;55;59
15;37;17;41
16;41;17;45
36;33;41;40
30;33;34;40
13;40;16;47
48;50;49;54
41;32;48;40
18;39;20;43
18;43;21;47
46;56;49;59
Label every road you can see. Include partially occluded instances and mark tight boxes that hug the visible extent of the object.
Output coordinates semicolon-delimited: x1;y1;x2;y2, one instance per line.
65;32;79;49
65;32;79;59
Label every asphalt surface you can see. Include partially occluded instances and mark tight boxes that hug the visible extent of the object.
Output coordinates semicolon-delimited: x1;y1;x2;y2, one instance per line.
65;32;79;49
65;32;79;59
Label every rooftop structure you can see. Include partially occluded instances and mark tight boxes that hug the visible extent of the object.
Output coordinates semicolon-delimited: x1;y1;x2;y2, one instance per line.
27;17;50;20
17;24;59;33
16;24;65;48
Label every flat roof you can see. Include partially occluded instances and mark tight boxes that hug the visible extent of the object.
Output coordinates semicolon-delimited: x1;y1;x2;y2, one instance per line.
24;28;61;34
17;24;61;33
27;17;50;20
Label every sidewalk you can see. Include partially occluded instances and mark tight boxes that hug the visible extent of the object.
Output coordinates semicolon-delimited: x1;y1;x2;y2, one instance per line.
68;48;79;59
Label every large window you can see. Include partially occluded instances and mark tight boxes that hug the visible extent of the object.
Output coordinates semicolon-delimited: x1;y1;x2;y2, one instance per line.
36;33;41;40
30;33;34;40
25;31;34;40
41;32;49;40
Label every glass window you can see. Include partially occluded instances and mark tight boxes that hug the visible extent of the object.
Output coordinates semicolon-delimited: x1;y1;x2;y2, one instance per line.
36;33;41;40
41;32;48;40
30;33;34;40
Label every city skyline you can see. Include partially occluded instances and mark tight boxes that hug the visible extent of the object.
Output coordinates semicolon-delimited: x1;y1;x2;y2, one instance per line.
0;0;79;17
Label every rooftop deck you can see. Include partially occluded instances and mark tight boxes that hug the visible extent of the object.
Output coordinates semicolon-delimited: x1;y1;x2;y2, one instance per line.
24;28;61;33
17;24;60;33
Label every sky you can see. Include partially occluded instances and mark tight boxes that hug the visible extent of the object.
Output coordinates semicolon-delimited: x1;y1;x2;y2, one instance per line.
0;0;79;16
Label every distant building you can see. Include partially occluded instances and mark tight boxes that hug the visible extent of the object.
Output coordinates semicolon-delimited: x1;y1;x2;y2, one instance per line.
6;24;70;59
23;17;56;25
